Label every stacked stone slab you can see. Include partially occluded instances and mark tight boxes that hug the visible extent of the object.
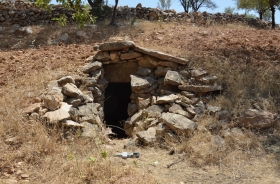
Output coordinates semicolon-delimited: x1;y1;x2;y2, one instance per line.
83;41;222;144
22;41;222;144
0;0;271;28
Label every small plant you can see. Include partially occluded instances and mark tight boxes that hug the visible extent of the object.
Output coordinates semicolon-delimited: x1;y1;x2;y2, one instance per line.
87;156;96;163
130;16;137;27
133;160;137;166
67;153;75;161
101;150;108;158
52;14;67;27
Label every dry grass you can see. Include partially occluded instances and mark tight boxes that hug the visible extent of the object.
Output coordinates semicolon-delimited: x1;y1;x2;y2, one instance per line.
1;20;280;183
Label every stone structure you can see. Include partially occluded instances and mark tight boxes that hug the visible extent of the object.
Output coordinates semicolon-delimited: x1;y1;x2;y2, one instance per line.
0;0;272;28
22;41;226;145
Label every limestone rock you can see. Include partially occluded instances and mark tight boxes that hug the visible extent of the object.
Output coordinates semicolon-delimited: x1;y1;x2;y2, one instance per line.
136;67;152;76
62;83;82;98
137;97;150;110
62;120;84;128
238;109;276;129
22;103;41;114
178;85;222;93
78;103;101;124
207;105;221;115
99;41;135;51
200;76;218;84
130;75;155;91
137;57;156;68
120;52;142;60
42;87;64;111
156;94;179;104
158;61;179;68
144;55;159;67
134;46;189;65
81;61;102;74
65;98;81;107
190;69;207;78
169;104;193;118
109;51;120;61
194;101;205;115
136;127;157;145
93;51;110;61
160;112;197;135
80;122;100;137
181;91;195;98
143;105;164;118
57;76;75;87
43;102;72;124
164;70;181;85
124;110;143;136
155;67;171;77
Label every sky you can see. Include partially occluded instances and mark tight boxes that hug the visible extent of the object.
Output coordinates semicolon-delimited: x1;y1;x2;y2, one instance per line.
105;0;280;23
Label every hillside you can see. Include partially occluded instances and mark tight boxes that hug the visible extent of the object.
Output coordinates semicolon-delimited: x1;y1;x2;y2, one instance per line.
0;20;280;183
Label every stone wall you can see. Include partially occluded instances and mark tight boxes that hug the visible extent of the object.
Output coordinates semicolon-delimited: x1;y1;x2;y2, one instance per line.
0;0;271;28
22;41;225;145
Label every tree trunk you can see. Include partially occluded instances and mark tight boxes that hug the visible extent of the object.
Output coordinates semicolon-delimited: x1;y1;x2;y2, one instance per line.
110;0;118;25
271;6;275;29
259;12;263;20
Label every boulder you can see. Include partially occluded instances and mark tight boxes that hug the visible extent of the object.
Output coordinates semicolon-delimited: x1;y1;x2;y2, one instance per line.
57;76;75;87
178;85;222;93
81;61;102;74
238;109;276;129
43;102;72;124
155;66;171;77
136;127;157;145
137;57;156;68
80;122;100;137
160;112;197;135
93;51;110;61
62;120;84;128
164;70;181;85
65;98;81;107
78;103;101;124
156;94;179;104
62;83;82;98
190;69;207;78
136;67;152;76
99;41;135;51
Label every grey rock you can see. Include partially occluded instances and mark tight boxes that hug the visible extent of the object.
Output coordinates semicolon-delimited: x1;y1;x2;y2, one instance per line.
194;101;205;115
136;67;152;76
127;103;138;116
155;66;171;77
59;33;68;41
81;61;102;74
130;75;155;91
200;76;218;84
65;98;81;107
124;110;143;136
137;97;150;110
164;70;181;85
181;91;195;98
160;112;197;136
207;105;221;115
143;105;165;118
93;51;110;61
57;76;75;87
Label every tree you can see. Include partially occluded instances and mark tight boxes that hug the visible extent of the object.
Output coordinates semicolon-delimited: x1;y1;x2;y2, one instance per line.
178;0;217;12
267;0;280;29
179;0;192;13
157;0;172;10
235;0;269;20
110;0;118;25
224;6;236;14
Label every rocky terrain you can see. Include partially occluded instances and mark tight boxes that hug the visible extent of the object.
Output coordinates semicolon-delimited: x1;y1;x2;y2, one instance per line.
0;19;280;183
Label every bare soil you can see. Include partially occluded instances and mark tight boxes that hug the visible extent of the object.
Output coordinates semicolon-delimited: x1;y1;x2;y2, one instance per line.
1;20;280;183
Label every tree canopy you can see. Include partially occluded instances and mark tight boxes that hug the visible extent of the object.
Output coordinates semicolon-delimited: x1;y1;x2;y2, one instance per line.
179;0;217;13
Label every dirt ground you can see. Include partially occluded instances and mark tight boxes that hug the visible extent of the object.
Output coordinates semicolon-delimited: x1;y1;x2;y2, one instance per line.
1;20;280;183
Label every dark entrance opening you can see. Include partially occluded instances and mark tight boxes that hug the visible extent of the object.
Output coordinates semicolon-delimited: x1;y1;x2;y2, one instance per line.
104;83;131;139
